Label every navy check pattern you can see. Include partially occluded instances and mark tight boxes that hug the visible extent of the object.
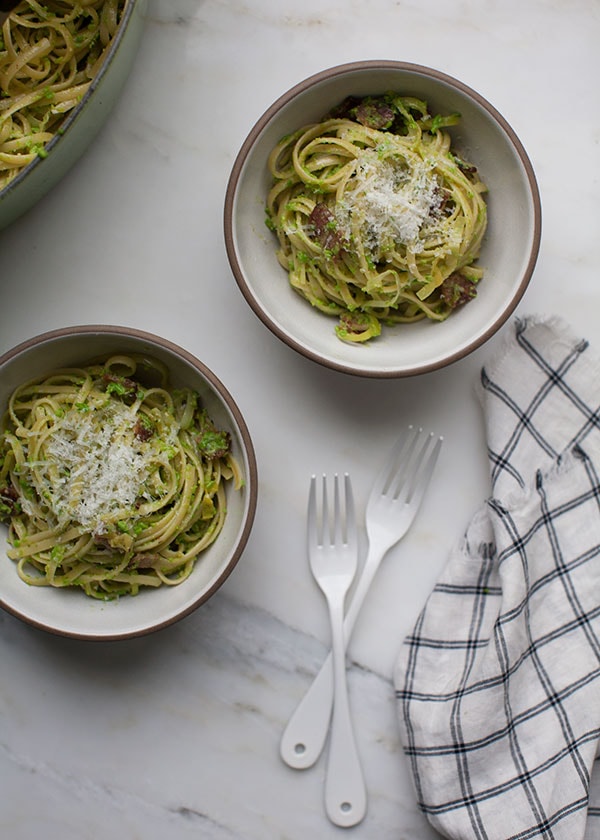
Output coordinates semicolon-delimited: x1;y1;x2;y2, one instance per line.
394;317;600;840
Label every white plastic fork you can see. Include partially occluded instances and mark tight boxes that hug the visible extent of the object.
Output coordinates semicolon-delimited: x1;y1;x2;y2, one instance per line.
281;427;443;771
308;473;366;828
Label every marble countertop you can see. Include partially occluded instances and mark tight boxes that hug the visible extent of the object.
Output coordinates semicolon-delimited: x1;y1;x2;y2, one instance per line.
0;1;598;838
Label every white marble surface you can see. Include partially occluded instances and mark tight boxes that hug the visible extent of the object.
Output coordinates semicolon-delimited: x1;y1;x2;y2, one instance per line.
0;1;598;838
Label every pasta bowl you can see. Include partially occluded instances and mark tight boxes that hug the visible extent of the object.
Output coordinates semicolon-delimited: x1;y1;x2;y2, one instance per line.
0;326;258;640
224;61;542;378
0;0;148;232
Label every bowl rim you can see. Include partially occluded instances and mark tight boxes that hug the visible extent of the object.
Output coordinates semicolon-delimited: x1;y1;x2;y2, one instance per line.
0;0;143;204
224;59;543;378
0;324;258;640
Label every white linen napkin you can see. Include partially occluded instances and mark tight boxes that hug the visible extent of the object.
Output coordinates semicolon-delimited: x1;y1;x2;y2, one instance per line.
394;316;600;840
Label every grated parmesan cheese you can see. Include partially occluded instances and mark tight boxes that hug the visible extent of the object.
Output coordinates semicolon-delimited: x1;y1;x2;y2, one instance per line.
336;149;443;255
36;402;176;533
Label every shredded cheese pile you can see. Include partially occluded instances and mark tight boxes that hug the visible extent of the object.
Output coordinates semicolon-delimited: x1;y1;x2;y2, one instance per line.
38;404;174;532
337;150;443;255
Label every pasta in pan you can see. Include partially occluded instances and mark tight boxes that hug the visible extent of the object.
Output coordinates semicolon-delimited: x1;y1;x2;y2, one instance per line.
0;0;126;189
0;355;243;600
266;93;488;343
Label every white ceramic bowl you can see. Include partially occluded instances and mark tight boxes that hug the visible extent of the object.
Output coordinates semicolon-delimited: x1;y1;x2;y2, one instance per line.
224;61;542;378
0;0;148;232
0;326;258;640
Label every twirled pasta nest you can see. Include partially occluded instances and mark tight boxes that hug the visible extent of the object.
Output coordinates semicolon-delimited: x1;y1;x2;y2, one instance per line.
266;94;488;343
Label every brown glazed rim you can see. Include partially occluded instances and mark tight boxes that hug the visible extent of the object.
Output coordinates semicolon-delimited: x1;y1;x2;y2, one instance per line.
224;60;543;378
0;324;258;640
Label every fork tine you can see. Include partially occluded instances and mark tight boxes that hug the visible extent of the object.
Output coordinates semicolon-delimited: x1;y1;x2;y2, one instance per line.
387;427;426;499
343;473;356;548
309;473;357;548
321;474;330;545
389;428;433;500
308;474;318;545
373;426;443;504
372;425;419;497
405;434;443;507
332;473;356;547
311;473;333;545
391;432;442;505
332;474;342;546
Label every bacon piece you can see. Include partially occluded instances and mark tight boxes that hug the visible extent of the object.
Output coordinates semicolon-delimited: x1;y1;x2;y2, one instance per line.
101;373;139;405
0;485;18;503
133;418;153;441
196;429;231;460
355;100;394;130
439;273;478;309
307;203;345;258
456;158;478;176
0;484;19;521
130;554;161;569
430;186;452;217
329;96;394;130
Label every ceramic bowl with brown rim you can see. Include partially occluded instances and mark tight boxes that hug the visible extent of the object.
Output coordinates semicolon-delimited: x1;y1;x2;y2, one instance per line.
0;0;148;232
0;326;258;640
224;61;541;378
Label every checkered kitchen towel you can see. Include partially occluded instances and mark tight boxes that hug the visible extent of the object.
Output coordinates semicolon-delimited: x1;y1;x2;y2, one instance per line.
394;316;600;840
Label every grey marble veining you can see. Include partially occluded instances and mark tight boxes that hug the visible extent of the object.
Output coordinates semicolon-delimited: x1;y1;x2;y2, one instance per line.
0;595;436;838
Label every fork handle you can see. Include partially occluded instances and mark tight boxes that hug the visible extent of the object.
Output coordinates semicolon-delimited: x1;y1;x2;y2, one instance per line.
280;545;384;769
324;597;367;827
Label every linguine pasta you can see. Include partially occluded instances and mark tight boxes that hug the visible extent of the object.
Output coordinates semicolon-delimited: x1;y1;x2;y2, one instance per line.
0;354;243;600
0;0;126;190
266;94;488;343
